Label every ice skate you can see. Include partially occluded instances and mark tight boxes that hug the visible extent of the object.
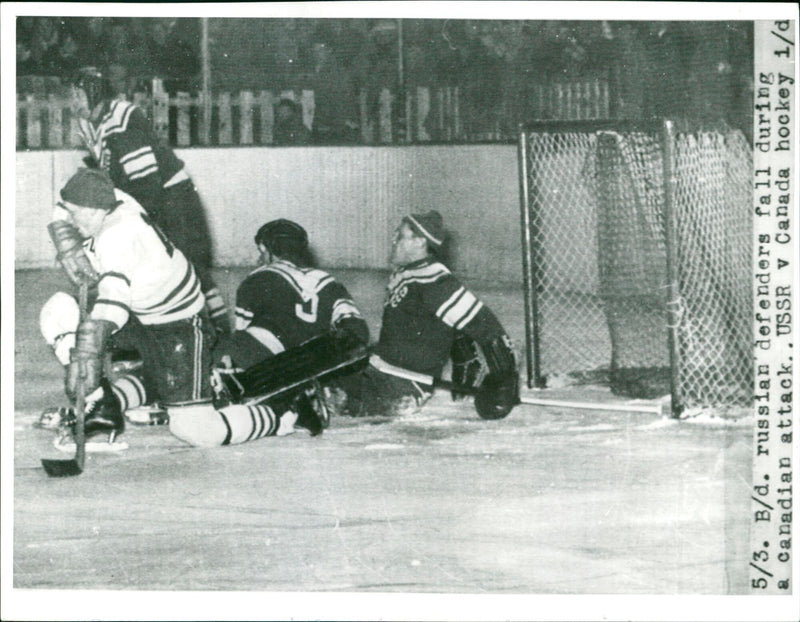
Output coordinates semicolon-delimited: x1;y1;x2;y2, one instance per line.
50;378;126;449
292;382;329;436
36;406;75;431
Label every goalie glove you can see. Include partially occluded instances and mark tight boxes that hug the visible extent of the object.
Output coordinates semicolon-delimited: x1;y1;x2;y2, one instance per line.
474;334;520;420
65;319;114;402
48;220;100;287
450;333;486;401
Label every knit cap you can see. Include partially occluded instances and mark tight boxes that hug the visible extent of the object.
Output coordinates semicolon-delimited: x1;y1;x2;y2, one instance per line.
60;168;121;211
404;210;445;247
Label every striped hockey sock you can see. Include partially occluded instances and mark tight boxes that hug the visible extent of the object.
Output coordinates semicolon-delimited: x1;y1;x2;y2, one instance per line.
168;402;285;447
110;374;147;412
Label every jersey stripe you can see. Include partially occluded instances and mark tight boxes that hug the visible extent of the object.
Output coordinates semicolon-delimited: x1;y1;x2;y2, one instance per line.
99;100;135;139
455;299;483;330
267;261;335;299
100;271;131;286
387;262;450;293
245;326;286;354
121;146;159;181
437;288;483;329
140;264;196;311
92;299;130;330
331;298;362;324
436;286;466;320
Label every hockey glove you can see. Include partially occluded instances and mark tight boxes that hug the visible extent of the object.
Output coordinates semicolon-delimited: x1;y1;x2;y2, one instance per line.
475;372;520;420
450;333;486;401
48;220;100;287
65;319;114;402
332;317;369;354
82;155;100;169
473;333;519;420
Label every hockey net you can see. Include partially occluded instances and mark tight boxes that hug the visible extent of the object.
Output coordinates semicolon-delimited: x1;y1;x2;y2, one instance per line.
519;121;752;416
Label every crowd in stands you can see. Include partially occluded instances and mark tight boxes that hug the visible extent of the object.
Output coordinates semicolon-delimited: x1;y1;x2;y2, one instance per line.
16;17;753;144
16;17;199;96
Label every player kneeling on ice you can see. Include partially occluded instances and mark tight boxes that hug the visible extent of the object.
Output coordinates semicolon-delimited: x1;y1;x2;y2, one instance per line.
40;168;335;449
334;211;520;420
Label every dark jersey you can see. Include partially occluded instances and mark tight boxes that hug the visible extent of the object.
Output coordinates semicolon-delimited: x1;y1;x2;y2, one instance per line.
234;259;367;353
95;100;186;216
376;257;507;377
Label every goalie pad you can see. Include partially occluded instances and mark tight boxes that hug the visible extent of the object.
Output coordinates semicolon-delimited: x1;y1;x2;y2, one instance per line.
40;292;80;365
48;220;100;287
213;333;369;406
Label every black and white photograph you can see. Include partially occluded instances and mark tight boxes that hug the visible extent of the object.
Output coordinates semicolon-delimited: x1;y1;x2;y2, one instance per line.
1;2;798;621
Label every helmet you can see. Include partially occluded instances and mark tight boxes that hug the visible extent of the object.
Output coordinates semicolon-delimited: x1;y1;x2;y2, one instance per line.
71;66;113;114
255;219;308;258
255;219;310;266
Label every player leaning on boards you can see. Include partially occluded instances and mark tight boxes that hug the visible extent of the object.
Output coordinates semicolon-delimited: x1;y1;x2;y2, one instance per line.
70;67;229;336
40;169;323;449
334;211;520;419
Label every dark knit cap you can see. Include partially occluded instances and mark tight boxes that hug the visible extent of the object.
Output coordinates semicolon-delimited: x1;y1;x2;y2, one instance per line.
60;168;121;211
404;210;445;247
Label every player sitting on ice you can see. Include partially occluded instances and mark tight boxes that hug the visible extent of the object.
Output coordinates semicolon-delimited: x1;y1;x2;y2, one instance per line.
209;218;370;433
39;168;334;448
69;66;230;337
333;211;520;419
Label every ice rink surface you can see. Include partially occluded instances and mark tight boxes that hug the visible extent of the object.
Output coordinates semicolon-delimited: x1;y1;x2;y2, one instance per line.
11;268;753;596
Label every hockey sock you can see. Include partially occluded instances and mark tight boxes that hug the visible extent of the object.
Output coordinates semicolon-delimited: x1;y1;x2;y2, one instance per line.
168;402;281;447
110;374;147;412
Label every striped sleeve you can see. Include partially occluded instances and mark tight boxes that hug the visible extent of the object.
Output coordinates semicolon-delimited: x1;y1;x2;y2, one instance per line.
91;272;132;330
104;105;164;211
434;285;484;330
424;273;506;344
120;146;159;181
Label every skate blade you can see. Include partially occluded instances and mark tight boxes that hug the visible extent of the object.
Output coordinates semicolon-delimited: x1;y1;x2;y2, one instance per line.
53;437;129;454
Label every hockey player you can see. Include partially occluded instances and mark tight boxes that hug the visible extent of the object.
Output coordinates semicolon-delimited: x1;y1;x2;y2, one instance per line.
41;168;325;448
336;211;519;419
71;66;229;336
214;218;369;371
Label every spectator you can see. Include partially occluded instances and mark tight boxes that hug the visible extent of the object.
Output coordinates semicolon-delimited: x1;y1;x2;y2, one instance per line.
273;98;311;145
53;29;82;77
308;29;359;144
29;17;61;76
144;18;200;92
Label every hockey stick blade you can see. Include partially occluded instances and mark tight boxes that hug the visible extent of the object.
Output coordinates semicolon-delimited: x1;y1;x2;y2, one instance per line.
41;457;83;477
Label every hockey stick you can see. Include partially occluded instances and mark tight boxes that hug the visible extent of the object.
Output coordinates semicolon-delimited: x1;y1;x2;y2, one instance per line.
42;282;89;477
430;376;664;416
240;348;369;407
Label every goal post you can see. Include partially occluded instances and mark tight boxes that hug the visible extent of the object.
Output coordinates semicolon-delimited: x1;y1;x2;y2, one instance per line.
517;118;753;418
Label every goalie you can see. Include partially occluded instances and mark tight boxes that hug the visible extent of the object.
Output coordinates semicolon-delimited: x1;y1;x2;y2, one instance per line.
40;169;338;449
334;211;520;420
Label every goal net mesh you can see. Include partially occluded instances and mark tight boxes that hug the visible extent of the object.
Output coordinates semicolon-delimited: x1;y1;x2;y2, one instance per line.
522;125;752;412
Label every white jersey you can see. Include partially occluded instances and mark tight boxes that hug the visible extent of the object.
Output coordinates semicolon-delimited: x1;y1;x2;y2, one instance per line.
84;190;205;329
